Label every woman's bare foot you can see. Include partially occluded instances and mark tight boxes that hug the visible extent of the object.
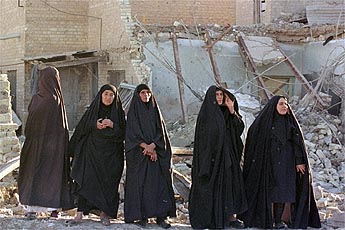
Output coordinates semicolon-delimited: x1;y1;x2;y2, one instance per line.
65;211;83;226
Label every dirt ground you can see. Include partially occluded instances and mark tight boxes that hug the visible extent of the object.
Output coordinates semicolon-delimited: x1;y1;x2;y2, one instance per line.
0;200;339;230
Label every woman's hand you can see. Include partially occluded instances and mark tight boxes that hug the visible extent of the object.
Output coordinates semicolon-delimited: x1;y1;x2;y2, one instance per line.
141;143;157;161
224;94;235;114
146;143;156;153
102;118;113;128
296;164;306;174
97;119;105;129
149;151;158;162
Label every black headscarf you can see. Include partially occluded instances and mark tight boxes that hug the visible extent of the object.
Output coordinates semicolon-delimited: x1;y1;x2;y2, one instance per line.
189;86;247;229
240;95;321;229
69;84;125;158
125;84;165;154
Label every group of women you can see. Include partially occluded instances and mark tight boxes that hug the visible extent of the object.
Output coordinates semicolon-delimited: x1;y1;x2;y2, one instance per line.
18;66;321;229
189;86;321;229
18;67;175;228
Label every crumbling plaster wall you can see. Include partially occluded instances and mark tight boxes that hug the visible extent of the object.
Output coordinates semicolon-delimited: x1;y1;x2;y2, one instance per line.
144;39;300;121
145;39;345;121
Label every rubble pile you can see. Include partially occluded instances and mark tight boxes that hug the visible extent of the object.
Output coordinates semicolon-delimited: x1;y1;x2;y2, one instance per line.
272;11;307;24
294;106;345;228
0;75;21;165
136;21;344;45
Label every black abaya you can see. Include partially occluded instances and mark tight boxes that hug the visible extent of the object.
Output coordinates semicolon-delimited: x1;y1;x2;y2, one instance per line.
188;86;247;229
124;84;176;223
18;66;73;209
68;84;125;218
239;95;321;229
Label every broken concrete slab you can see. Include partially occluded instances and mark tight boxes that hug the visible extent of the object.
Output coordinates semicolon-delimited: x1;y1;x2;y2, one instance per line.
241;36;285;66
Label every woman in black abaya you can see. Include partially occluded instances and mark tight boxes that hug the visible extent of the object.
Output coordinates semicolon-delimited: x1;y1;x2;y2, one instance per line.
18;66;73;219
189;86;247;229
240;95;321;229
124;84;176;229
67;84;125;226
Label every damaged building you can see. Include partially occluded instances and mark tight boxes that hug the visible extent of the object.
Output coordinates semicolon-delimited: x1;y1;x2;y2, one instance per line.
0;0;344;132
0;0;344;228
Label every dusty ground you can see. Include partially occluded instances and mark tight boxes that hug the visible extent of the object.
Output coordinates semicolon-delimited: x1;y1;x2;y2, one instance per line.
0;185;341;230
0;214;191;229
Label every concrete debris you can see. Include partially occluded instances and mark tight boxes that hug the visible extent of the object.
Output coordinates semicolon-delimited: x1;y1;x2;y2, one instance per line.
136;23;345;44
0;75;21;170
242;36;285;66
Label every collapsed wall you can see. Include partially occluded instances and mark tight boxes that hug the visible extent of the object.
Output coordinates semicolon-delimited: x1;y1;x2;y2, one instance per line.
0;75;21;166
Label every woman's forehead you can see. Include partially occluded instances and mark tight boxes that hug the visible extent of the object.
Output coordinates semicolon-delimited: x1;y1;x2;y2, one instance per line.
103;89;115;94
278;97;287;103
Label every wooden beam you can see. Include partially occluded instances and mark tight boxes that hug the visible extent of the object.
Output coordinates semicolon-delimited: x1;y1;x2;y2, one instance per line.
202;26;233;49
172;147;193;156
205;30;222;85
276;45;326;108
173;169;191;201
38;56;107;69
237;36;272;101
0;156;19;181
171;31;187;124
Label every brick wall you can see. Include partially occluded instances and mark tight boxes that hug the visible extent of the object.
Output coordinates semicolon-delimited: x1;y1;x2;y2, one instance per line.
24;0;89;57
88;0;139;88
0;0;25;66
236;0;254;25
0;0;26;123
130;0;236;26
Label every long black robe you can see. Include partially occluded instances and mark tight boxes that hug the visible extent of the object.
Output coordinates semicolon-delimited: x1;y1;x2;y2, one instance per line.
239;95;321;229
124;84;176;222
68;84;125;218
18;66;73;209
189;86;247;229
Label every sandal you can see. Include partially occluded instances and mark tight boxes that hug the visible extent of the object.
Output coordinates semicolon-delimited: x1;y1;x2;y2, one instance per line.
65;219;81;226
100;216;110;226
25;212;36;220
50;210;60;219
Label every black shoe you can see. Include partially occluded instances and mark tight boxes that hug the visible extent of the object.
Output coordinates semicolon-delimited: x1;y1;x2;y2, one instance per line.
275;222;288;229
156;217;171;229
228;219;245;229
136;218;148;228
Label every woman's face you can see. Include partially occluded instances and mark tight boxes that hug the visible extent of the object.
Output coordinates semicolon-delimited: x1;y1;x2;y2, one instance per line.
101;90;115;106
139;89;151;103
276;97;288;115
216;90;224;105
